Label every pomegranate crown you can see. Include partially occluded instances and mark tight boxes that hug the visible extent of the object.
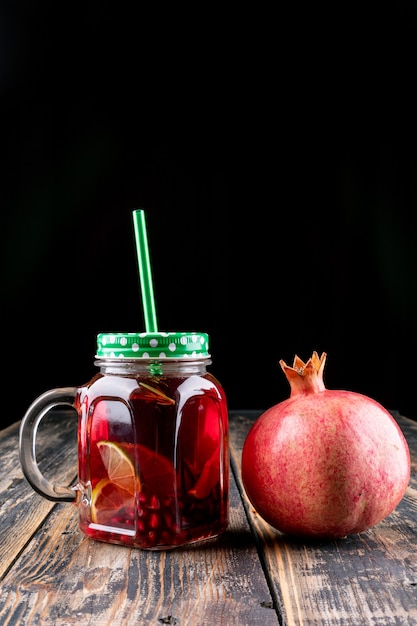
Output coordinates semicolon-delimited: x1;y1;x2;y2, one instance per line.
279;351;327;395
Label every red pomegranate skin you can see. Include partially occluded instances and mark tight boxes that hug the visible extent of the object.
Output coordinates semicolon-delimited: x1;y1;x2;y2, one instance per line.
241;353;411;540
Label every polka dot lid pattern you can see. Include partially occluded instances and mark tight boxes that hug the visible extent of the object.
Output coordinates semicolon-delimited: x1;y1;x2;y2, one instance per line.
96;332;210;359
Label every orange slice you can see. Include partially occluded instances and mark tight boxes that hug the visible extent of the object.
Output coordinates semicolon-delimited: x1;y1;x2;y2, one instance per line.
188;445;220;499
119;442;176;497
97;440;140;494
91;478;135;525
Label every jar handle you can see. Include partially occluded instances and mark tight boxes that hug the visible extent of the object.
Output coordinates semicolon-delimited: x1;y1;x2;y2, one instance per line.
19;388;78;502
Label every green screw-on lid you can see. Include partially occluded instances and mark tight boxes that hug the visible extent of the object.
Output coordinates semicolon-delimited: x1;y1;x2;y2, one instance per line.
96;332;210;359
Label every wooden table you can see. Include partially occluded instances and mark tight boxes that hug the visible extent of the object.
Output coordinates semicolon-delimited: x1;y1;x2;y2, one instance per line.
1;409;416;625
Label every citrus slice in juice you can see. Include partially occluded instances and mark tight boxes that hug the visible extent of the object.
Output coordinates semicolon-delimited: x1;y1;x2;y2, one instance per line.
97;440;140;494
188;444;221;499
91;478;135;525
119;443;176;497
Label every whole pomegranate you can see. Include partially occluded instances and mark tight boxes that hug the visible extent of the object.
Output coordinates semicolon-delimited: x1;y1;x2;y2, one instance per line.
241;352;410;540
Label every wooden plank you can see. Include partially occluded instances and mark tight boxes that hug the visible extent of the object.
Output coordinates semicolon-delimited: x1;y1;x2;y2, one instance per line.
0;480;279;625
229;410;417;626
0;413;78;580
0;415;279;626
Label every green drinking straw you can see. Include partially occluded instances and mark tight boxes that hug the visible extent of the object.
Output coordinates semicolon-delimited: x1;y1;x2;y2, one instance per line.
132;209;158;333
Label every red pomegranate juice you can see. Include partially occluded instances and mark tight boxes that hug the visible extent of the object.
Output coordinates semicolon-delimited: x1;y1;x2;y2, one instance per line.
75;367;229;549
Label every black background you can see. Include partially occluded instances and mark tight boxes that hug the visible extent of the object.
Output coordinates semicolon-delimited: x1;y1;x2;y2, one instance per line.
3;4;417;428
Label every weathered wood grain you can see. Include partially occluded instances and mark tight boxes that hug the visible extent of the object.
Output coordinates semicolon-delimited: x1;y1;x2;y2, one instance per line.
0;484;279;625
229;410;417;626
0;415;278;626
0;412;77;580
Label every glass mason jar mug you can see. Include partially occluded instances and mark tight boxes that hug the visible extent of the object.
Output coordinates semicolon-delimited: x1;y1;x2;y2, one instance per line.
19;332;230;550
